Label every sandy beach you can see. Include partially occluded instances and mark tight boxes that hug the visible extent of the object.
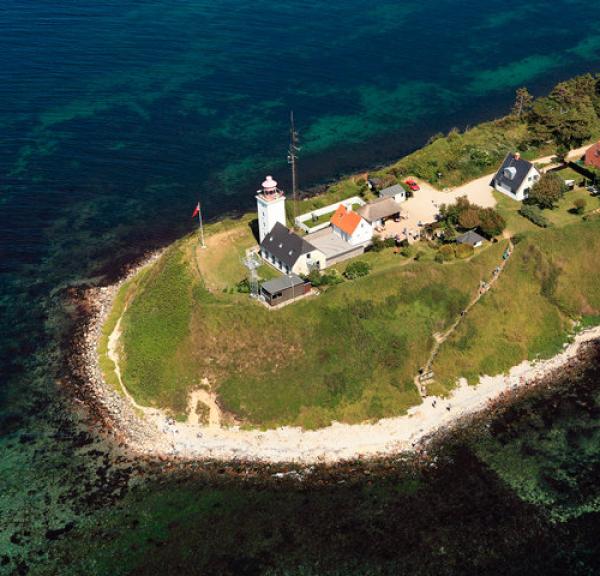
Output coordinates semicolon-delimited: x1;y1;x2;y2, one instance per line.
79;251;600;465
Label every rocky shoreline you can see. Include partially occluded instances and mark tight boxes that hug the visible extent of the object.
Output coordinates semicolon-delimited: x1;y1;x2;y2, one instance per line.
65;244;600;468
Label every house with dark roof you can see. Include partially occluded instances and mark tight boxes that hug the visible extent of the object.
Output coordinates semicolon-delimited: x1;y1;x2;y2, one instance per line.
329;204;372;246
456;230;485;248
259;222;326;276
378;184;406;204
584;141;600;171
491;152;540;201
261;274;311;306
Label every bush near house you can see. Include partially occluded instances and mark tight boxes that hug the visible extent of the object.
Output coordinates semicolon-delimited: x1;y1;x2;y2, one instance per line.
439;196;506;238
306;268;344;287
344;260;371;279
438;244;455;261
519;204;550;228
529;172;567;209
437;243;474;261
573;198;587;214
455;244;475;259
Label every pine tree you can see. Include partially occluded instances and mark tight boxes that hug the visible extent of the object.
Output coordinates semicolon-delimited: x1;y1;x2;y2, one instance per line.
512;87;534;119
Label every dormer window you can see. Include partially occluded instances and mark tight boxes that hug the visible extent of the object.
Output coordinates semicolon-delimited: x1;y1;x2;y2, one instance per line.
278;243;283;248
503;167;517;180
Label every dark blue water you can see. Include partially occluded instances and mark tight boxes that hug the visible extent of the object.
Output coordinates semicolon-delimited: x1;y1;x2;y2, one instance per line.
0;0;599;570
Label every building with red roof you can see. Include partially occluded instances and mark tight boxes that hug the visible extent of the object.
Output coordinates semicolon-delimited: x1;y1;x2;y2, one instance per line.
330;204;372;246
584;141;600;171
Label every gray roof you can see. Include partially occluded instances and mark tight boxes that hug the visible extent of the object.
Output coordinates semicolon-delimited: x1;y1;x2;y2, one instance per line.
261;274;305;295
379;184;405;199
492;153;534;193
456;230;485;246
357;197;402;223
260;222;317;269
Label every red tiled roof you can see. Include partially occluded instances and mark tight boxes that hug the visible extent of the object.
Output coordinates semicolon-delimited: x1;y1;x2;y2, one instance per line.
330;204;362;236
585;141;600;170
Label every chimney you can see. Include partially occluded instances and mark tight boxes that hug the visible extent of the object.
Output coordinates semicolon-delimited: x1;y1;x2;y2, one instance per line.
514;152;521;161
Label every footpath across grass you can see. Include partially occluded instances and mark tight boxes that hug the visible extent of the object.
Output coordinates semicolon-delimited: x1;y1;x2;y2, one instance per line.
432;218;600;386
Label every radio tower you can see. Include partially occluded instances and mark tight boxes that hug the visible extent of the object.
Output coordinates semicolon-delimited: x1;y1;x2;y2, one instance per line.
287;110;300;227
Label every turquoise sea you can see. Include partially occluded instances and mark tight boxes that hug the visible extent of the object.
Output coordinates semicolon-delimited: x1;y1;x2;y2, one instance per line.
1;1;600;574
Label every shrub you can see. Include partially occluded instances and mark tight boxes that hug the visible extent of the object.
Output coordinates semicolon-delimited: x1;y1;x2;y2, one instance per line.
344;260;371;279
519;204;550;227
529;172;567;209
307;269;343;287
235;278;251;293
400;245;415;258
383;237;396;248
370;237;385;252
458;207;481;230
573;198;587;214
322;269;344;285
455;243;475;259
434;252;445;264
414;250;426;261
478;207;506;237
439;244;455;261
512;233;525;245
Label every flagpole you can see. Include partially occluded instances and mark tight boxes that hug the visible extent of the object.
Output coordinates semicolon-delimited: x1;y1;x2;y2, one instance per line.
197;201;206;248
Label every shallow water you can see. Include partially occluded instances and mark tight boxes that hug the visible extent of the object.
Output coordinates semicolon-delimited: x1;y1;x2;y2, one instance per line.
1;0;600;573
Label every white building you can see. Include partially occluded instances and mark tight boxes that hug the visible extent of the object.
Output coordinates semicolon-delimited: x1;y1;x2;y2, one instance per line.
259;222;326;276
491;152;540;201
256;175;287;242
378;184;407;204
330;204;372;246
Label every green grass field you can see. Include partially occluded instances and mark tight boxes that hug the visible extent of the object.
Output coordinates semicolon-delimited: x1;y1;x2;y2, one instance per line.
432;217;600;386
117;225;508;426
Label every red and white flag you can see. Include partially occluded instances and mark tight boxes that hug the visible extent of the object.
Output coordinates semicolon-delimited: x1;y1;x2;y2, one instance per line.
191;202;200;219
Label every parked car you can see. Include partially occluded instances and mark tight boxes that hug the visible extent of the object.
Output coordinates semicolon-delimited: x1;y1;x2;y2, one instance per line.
405;179;420;192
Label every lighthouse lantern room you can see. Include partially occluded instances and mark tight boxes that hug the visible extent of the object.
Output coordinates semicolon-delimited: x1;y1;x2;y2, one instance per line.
256;175;287;242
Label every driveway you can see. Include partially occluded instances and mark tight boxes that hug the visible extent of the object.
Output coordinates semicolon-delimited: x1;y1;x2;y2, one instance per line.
382;143;595;242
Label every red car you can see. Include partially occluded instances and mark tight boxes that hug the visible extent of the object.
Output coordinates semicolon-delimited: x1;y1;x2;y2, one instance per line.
405;179;420;192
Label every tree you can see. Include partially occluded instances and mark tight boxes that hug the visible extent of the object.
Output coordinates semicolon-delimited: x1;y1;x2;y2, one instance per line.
478;208;506;237
573;198;587;214
529;173;567;209
555;144;569;163
512;87;534;119
458;207;481;230
443;223;457;243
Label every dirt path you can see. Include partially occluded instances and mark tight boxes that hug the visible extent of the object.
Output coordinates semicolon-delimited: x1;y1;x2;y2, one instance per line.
417;237;514;395
108;317;153;413
109;313;223;428
187;381;222;428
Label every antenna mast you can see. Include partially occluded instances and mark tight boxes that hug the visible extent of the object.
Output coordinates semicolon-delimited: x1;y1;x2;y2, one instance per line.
288;110;300;227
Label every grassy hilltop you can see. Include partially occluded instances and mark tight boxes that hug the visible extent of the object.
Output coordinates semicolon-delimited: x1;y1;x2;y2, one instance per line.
104;74;600;428
109;209;600;428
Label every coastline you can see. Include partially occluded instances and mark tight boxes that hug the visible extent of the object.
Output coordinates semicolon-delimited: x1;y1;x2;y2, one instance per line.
76;248;600;465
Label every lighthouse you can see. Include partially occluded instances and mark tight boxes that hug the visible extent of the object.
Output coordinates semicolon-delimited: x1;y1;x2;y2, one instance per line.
256;175;286;242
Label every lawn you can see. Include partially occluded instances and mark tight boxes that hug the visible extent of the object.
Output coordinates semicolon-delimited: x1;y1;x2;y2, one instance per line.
117;225;507;427
493;184;600;234
194;214;258;290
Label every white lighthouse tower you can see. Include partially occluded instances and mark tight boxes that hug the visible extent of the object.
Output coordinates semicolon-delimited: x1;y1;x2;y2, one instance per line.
256;175;286;242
